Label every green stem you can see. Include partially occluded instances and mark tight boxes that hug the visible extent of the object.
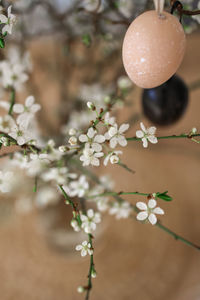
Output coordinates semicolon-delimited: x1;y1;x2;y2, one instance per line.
156;222;200;251
88;191;149;198
127;134;200;142
58;185;81;226
85;234;94;300
8;88;16;116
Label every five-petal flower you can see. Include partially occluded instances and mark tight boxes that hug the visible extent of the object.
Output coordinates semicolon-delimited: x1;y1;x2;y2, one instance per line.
75;240;93;257
136;199;164;225
105;123;129;148
136;122;158;148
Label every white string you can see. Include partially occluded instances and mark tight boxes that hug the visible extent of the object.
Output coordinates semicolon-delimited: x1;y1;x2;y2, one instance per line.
153;0;165;16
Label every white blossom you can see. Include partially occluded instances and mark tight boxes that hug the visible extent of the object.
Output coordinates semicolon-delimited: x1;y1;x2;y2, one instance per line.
13;96;41;125
80;143;104;167
136;122;158;148
76;240;93;257
42;167;77;185
96;197;109;212
104;112;116;126
0;6;16;35
8;122;30;145
105;123;129;148
0;61;28;91
79;127;105;152
0;115;15;133
109;201;132;219
11;152;29;169
104;150;122;166
136;199;164;225
81;209;101;234
0;170;13;193
35;187;58;207
26;153;49;177
67;175;89;198
100;175;115;190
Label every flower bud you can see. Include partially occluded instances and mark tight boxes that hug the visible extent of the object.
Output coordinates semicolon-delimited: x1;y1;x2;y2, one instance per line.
68;136;77;146
59;145;67;153
87;101;95;110
191;127;197;134
110;154;119;164
91;270;97;278
77;286;85;293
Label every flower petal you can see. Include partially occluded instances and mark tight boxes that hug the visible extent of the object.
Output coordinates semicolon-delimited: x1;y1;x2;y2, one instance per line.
0;15;8;23
148;213;157;225
118;136;127;147
87;209;94;218
91;157;100;166
142;137;148;148
147;126;156;135
110;137;117;148
136;130;144;138
87;127;96;138
81;249;87;257
140;122;146;132
13;103;24;114
76;245;82;251
119;123;129;133
136;211;148;221
153;207;164;215
94;134;105;143
92;142;102;152
148;136;158;144
25;96;34;107
79;134;88;143
148;199;157;209
136;201;147;211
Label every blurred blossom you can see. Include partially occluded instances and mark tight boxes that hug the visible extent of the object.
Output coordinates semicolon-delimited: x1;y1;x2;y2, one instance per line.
36;187;59;207
109;201;132;219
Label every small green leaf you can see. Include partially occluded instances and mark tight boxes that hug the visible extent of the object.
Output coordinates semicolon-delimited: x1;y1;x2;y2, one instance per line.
82;34;92;47
0;38;5;48
156;191;173;201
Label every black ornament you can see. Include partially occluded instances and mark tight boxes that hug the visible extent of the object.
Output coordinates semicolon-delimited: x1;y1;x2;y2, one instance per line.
142;75;189;126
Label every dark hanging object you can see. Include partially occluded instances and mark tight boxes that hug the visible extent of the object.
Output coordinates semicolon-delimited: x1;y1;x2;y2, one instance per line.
142;75;189;126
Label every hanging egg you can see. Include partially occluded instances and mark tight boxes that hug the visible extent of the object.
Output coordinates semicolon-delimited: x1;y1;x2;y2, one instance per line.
142;75;189;126
122;10;186;88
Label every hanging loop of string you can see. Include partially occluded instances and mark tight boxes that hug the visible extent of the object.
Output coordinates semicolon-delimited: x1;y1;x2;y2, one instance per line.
153;0;165;18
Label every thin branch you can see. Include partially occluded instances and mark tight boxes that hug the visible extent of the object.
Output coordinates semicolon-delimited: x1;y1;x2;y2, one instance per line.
127;133;200;142
88;191;149;198
85;234;94;300
156;222;200;251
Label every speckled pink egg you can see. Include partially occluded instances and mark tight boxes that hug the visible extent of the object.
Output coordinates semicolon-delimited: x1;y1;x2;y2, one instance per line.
122;10;186;88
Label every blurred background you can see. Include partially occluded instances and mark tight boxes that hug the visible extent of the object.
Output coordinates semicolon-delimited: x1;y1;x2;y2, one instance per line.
0;0;200;299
